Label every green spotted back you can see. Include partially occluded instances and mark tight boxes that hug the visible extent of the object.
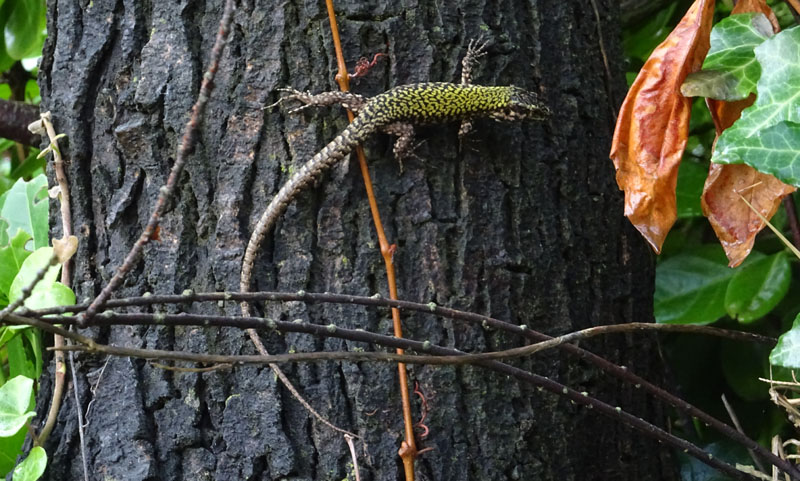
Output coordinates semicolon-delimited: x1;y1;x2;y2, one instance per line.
359;82;546;127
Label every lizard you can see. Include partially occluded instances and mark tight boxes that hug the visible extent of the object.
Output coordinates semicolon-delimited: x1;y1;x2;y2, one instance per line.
238;38;549;434
241;39;549;312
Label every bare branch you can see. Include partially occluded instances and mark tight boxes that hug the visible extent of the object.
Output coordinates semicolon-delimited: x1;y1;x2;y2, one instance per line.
22;291;795;478
0;99;40;146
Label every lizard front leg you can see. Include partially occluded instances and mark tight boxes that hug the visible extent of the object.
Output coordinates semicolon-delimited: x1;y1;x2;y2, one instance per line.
460;35;489;85
459;36;490;138
271;88;368;115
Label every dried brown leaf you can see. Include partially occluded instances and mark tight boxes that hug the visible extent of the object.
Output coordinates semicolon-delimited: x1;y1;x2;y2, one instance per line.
730;0;780;31
702;164;794;266
610;0;716;252
701;0;795;267
52;235;78;265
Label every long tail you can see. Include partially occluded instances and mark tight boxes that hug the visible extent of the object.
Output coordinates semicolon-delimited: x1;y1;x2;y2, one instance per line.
240;118;369;315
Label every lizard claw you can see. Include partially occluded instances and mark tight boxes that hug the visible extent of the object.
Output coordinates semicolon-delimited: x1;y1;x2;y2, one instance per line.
462;34;491;85
263;98;285;110
287;104;316;115
466;34;490;60
265;88;317;113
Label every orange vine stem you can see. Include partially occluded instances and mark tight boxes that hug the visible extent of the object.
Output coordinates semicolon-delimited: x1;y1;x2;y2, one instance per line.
323;2;417;479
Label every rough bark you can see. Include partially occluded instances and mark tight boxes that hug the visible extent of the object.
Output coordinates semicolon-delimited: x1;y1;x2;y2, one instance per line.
36;0;669;480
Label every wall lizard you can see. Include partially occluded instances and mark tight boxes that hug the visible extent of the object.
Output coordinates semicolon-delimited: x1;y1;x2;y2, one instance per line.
239;40;549;436
241;42;549;307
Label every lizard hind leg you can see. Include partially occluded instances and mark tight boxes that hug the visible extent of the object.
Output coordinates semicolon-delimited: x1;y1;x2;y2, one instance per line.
269;88;368;115
383;122;421;173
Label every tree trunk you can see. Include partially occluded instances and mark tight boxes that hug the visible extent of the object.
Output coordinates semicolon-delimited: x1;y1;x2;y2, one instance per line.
36;0;669;479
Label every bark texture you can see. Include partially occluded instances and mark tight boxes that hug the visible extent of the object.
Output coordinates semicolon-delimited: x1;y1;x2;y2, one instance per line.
36;0;669;480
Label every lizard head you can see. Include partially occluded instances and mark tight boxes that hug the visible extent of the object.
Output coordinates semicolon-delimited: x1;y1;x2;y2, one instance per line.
492;86;550;122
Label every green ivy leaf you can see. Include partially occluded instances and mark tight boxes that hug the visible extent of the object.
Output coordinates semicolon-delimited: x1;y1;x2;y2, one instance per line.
0;425;27;477
0;194;7;247
714;121;800;186
655;246;779;324
0;138;14;156
655;246;733;324
11;446;45;481
0;175;48;250
770;314;800;368
725;251;791;323
678;441;751;481
22;281;74;312
8;150;45;182
682;13;773;101
4;0;45;60
0;0;15;73
0;230;32;304
8;247;75;313
0;327;26;350
712;26;800;185
8;247;59;305
5;328;42;381
0;376;34;437
24;79;38;103
6;335;33;380
0;45;13;74
20;329;41;380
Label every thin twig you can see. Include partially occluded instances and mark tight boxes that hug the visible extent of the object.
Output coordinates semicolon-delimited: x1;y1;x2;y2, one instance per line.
589;0;617;124
27;326;768;479
739;193;800;259
245;330;357;438
28;291;776;346
68;348;89;481
774;435;789;481
30;112;71;448
151;362;232;373
22;290;794;477
35;312;776;360
83;356;110;426
34;333;64;445
723;393;768;474
344;434;362;481
40;112;73;284
79;0;237;324
10;307;798;478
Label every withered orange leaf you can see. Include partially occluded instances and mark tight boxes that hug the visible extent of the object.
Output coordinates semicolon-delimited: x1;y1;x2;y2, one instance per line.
702;164;794;266
731;0;780;31
702;0;794;267
610;0;715;252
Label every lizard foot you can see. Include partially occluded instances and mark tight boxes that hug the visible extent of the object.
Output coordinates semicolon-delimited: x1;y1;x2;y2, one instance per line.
461;34;490;85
